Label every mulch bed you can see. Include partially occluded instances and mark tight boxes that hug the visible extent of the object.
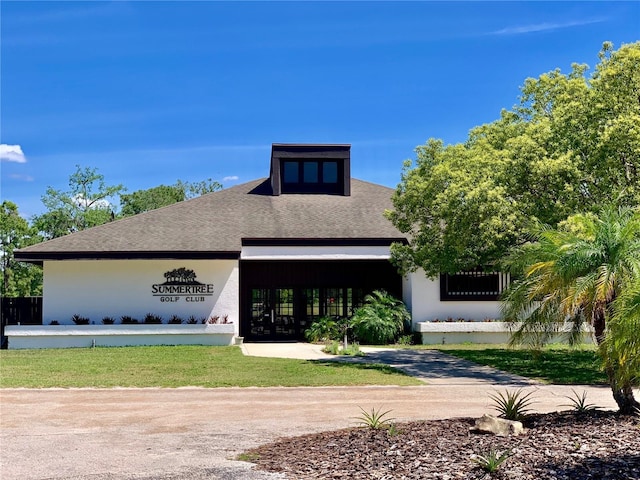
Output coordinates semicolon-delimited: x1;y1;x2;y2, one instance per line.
245;411;640;479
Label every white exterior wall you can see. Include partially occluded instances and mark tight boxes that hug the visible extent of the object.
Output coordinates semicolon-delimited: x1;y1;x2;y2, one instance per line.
407;270;502;328
42;260;239;333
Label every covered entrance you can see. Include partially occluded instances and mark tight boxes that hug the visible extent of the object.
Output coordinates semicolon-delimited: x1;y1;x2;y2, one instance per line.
241;260;402;341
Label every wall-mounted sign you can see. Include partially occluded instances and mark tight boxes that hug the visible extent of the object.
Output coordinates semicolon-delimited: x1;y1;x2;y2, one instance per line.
152;268;214;303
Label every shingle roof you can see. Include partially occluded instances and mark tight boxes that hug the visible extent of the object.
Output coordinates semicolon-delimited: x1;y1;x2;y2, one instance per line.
16;178;406;260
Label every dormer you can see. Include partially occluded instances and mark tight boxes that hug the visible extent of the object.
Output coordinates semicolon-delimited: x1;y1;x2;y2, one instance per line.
269;143;351;196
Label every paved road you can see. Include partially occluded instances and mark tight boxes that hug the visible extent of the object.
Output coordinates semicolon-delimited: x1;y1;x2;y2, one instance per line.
0;384;619;480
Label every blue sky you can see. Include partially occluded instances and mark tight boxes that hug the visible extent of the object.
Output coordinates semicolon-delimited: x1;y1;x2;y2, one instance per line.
1;1;639;219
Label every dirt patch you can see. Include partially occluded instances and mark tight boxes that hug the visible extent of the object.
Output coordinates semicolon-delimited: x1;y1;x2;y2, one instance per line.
247;411;640;479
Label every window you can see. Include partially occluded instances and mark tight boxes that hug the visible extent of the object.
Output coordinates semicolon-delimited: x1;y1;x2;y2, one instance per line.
280;159;342;193
440;270;509;301
283;162;299;183
303;162;318;183
323;162;338;183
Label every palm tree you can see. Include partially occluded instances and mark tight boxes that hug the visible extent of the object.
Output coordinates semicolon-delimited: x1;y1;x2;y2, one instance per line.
601;278;640;413
501;207;640;414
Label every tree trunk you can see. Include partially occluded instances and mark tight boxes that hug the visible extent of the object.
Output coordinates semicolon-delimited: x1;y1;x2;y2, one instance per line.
593;309;607;345
611;383;640;415
595;307;638;415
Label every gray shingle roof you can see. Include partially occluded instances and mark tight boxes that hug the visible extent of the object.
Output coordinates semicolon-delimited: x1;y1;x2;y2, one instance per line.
16;178;405;260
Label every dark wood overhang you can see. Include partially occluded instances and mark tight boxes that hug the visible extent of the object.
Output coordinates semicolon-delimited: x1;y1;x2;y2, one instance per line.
242;238;408;247
14;251;241;263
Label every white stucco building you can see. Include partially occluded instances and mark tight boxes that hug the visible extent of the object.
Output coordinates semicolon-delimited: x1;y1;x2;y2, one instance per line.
12;144;505;348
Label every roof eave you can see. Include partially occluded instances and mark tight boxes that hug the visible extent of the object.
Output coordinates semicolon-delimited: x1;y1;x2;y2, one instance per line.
13;251;241;262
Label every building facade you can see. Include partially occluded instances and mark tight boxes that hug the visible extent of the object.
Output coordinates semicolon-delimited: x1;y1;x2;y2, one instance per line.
14;144;503;346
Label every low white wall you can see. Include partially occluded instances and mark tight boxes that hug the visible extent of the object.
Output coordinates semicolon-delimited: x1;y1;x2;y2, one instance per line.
407;270;502;328
43;260;239;335
6;324;236;349
417;321;594;345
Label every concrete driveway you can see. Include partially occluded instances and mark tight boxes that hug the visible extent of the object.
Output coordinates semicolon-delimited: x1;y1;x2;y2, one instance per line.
0;346;622;480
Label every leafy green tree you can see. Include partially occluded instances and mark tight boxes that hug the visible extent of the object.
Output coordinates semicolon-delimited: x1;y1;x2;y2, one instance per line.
32;165;124;240
120;179;222;216
0;201;43;296
387;42;640;277
120;185;185;216
351;290;411;345
176;178;222;200
501;207;640;414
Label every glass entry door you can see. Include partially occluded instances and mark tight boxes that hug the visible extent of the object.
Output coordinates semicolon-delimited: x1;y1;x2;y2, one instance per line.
249;288;296;340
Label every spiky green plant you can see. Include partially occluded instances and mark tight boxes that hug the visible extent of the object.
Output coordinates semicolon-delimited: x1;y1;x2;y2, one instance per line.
489;389;535;421
354;406;395;430
561;389;598;413
143;313;163;324
471;449;512;473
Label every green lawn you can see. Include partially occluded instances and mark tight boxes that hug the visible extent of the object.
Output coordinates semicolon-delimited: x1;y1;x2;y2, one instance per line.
416;344;607;385
0;345;420;388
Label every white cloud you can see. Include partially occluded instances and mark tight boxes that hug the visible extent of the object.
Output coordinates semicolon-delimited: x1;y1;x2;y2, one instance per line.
9;174;34;182
223;175;239;182
490;18;606;36
0;144;28;163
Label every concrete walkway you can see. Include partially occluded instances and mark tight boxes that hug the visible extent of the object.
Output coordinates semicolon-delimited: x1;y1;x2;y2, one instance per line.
241;342;535;385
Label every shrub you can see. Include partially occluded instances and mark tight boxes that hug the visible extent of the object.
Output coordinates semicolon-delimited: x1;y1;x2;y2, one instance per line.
143;313;163;324
168;315;183;324
49;320;59;325
204;315;220;324
322;340;341;355
71;314;90;325
341;343;364;356
121;316;139;324
305;316;342;343
351;290;410;345
101;317;115;325
186;315;199;324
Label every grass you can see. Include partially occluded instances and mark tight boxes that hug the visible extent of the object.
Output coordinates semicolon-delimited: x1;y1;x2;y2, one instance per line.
412;344;606;385
0;345;421;388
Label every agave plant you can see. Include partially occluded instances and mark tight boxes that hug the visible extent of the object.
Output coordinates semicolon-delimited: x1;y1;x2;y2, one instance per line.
561;389;598;413
489;389;535;421
354;406;395;430
471;449;512;473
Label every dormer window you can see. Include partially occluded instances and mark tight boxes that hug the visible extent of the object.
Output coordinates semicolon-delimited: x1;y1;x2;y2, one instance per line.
270;144;351;196
281;160;342;193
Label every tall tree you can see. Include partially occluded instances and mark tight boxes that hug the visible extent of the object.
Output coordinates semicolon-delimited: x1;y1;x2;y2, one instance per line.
120;179;222;216
387;42;640;277
176;178;222;200
501;207;640;414
32;165;124;240
0;201;43;297
120;185;185;216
